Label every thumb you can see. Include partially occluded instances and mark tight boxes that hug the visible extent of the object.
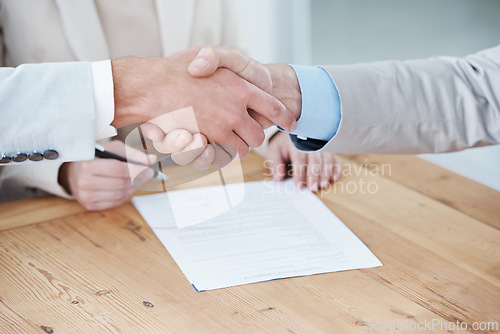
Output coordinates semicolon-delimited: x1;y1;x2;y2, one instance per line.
187;45;272;93
153;129;194;154
141;123;165;142
188;46;219;78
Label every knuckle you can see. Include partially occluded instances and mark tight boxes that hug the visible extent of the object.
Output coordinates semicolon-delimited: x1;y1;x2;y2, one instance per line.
228;113;243;127
78;192;93;203
113;164;129;178
234;110;246;124
117;190;131;201
231;77;249;94
79;162;92;173
221;45;236;55
217;132;232;144
120;178;131;189
271;99;285;116
75;191;92;207
76;178;92;190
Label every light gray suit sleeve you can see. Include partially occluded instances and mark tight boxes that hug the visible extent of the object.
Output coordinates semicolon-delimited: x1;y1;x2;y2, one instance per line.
0;61;96;164
306;45;500;154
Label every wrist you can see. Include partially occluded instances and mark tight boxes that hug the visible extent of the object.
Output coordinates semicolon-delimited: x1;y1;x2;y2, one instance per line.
58;163;72;195
267;64;302;121
111;57;158;127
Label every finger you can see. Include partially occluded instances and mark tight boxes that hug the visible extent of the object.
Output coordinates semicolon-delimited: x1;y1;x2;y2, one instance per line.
83;198;131;211
77;188;134;206
90;158;151;185
247;109;274;129
171;133;208;165
234;115;265;148
212;144;233;169
188;45;273;93
74;175;133;192
246;83;296;132
191;144;216;171
104;140;157;165
332;154;343;183
265;145;287;182
144;106;200;136
307;154;321;193
290;151;307;189
223;132;249;158
320;154;335;189
88;159;132;178
153;129;194;154
219;144;237;159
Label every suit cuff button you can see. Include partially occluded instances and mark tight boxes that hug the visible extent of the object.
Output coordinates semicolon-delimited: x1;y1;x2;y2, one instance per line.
12;153;28;163
29;152;44;161
0;155;12;164
43;150;59;160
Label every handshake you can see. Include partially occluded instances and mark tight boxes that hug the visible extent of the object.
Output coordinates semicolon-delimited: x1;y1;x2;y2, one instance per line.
112;45;302;169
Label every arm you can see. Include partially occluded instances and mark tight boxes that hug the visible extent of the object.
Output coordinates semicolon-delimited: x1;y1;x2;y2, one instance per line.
317;45;500;153
0;61;96;164
188;45;500;154
0;45;297;167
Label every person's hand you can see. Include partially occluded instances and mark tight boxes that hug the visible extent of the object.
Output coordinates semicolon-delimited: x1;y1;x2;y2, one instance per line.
58;140;156;211
187;46;302;126
266;132;342;192
142;46;303;172
140;124;236;170
111;45;297;158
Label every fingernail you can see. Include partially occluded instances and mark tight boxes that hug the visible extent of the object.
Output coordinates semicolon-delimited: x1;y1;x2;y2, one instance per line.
311;183;319;193
321;181;329;189
189;59;208;70
290;119;297;132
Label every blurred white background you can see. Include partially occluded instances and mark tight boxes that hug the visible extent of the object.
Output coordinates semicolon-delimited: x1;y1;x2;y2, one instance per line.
235;0;500;190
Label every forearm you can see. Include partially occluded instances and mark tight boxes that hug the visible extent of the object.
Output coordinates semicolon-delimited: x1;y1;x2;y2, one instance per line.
320;46;500;154
0;62;96;163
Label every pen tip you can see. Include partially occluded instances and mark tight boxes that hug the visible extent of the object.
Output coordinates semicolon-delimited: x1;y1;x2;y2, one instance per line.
155;171;169;181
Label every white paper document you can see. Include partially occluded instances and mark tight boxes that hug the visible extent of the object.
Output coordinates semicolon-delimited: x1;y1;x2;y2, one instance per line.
132;180;382;291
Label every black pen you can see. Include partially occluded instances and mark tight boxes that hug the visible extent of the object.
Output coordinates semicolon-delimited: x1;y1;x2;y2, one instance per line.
95;144;168;181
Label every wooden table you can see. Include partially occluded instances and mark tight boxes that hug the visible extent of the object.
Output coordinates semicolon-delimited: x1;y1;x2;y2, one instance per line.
1;152;499;334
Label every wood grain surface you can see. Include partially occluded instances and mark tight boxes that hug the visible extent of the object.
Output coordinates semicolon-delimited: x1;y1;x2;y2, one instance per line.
0;152;498;334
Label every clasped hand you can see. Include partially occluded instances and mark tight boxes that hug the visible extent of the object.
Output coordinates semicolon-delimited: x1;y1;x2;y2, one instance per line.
136;45;302;170
112;45;298;161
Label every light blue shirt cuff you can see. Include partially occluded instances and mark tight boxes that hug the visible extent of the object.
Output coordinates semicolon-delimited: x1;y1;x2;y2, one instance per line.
287;65;341;142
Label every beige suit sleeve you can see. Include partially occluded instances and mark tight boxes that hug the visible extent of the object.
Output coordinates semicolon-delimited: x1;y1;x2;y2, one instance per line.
316;45;500;154
220;0;249;52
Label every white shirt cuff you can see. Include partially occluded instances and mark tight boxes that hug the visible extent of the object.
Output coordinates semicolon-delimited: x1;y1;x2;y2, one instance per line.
91;60;117;140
